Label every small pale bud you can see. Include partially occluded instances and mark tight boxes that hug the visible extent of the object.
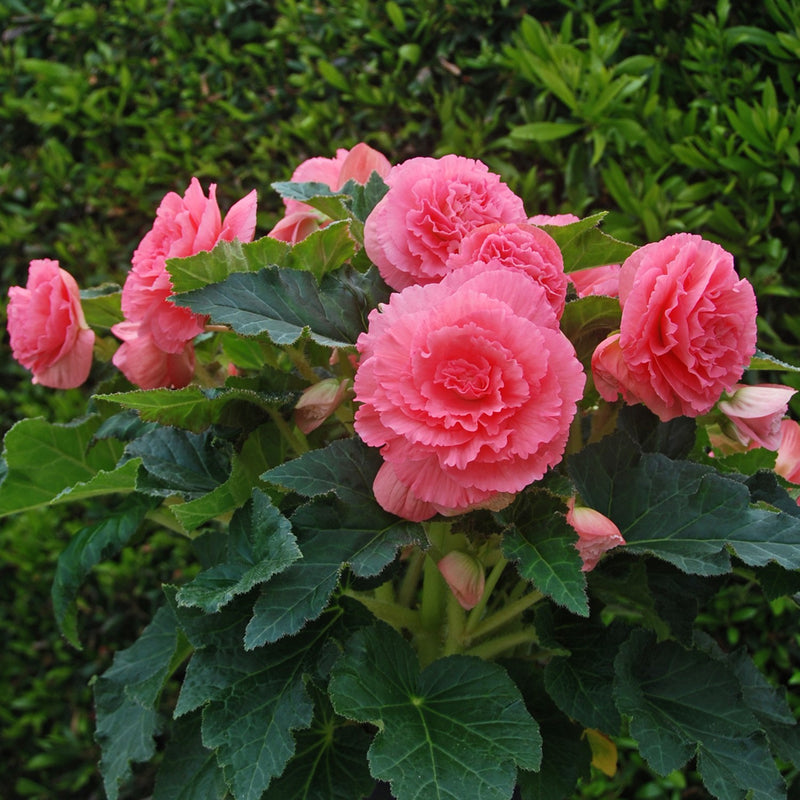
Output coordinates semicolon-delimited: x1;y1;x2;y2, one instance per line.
566;498;625;572
294;378;350;434
717;383;796;450
436;551;485;610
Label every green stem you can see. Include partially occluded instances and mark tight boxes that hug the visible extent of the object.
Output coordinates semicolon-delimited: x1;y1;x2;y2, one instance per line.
397;547;426;608
443;590;466;656
464;556;507;635
466;589;543;643
463;628;539;661
340;587;422;635
266;406;309;455
286;343;320;384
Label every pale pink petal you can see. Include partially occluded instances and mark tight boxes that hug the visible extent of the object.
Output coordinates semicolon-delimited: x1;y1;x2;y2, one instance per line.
436;551;485;610
221;188;258;243
337;143;392;187
775;419;800;484
718;383;796;449
566;498;625;572
372;461;438;522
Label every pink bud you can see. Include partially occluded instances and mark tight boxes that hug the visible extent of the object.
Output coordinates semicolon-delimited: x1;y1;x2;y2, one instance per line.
566;498;625;572
294;378;350;434
717;383;796;450
436;551;486;610
337;143;392;187
775;419;800;485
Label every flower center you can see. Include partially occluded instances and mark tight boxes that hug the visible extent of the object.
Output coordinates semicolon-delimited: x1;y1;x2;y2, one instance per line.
437;357;492;399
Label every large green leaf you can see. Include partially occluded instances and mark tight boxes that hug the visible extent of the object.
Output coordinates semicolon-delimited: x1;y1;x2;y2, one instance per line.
176;490;301;613
330;623;541;800
0;415;122;516
172;264;390;347
95;604;185;800
51;493;158;648
53;457;141;502
614;631;786;800
127;427;232;499
569;433;800;575
166;235;292;293
262;684;374;800
95;385;286;433
244;498;420;649
290;219;357;280
153;714;228;800
170;598;337;800
498;490;588;616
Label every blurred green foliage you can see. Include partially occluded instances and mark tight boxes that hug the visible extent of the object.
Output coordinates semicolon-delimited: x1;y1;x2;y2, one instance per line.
2;0;799;797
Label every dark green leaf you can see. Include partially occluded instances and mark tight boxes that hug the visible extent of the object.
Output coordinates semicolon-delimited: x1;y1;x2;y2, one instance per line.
173;265;390;347
127;428;232;499
176;490;300;613
329;623;542;800
52;493;158;648
541;213;636;272
153;713;227;800
614;631;785;799
498;490;588;616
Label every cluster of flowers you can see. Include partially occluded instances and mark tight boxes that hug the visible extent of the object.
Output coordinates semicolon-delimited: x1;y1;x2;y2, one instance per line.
7;144;799;583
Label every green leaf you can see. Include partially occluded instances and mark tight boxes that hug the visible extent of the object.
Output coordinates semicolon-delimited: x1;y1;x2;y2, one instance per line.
498;490;588;616
172;601;336;800
52;493;158;648
262;436;385;507
290;219;357;280
262;684;373;800
614;631;785;800
173;265;390;348
540;213;636;272
270;180;352;221
749;347;800;372
167;236;292;294
509;121;584;142
53;456;141;502
95;604;184;800
127;427;232;499
176;490;300;613
540;609;627;733
95;385;285;433
341;173;389;224
329;623;542;800
569;433;800;575
559;296;621;374
80;283;123;328
0;415;122;516
244;499;421;648
153;713;227;800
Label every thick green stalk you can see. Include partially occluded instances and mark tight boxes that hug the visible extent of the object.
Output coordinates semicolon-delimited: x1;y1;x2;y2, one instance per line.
464;556;507;635
463;628;539;661
340;587;422;635
465;589;543;643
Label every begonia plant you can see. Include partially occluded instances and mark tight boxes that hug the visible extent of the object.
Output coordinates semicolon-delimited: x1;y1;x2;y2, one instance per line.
3;144;800;800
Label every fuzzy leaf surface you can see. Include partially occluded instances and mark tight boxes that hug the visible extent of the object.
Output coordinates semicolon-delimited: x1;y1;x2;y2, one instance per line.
329;623;542;800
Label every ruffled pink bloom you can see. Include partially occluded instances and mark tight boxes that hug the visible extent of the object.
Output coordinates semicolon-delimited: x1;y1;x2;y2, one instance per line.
121;178;257;355
592;233;757;421
436;551;485;610
270;143;392;244
775;419;800;485
566;497;625;572
7;259;95;389
354;265;585;520
446;222;568;319
364;155;528;291
569;264;621;298
718;384;796;450
111;321;195;390
116;179;257;388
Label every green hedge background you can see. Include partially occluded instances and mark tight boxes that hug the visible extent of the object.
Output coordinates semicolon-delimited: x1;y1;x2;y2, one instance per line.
1;0;799;797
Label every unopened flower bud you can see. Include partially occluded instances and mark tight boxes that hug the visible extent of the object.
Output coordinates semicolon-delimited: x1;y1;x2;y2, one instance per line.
566;497;625;572
717;383;796;450
436;551;485;610
294;378;350;434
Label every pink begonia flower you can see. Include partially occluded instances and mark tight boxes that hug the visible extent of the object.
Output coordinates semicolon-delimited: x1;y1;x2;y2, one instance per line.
354;264;585;520
294;378;351;434
566;497;625;572
364;154;528;291
110;321;195;390
436;551;486;610
270;143;392;244
528;213;580;226
775;419;800;485
115;178;257;388
445;222;568;319
7;259;95;389
717;383;797;450
592;233;757;421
